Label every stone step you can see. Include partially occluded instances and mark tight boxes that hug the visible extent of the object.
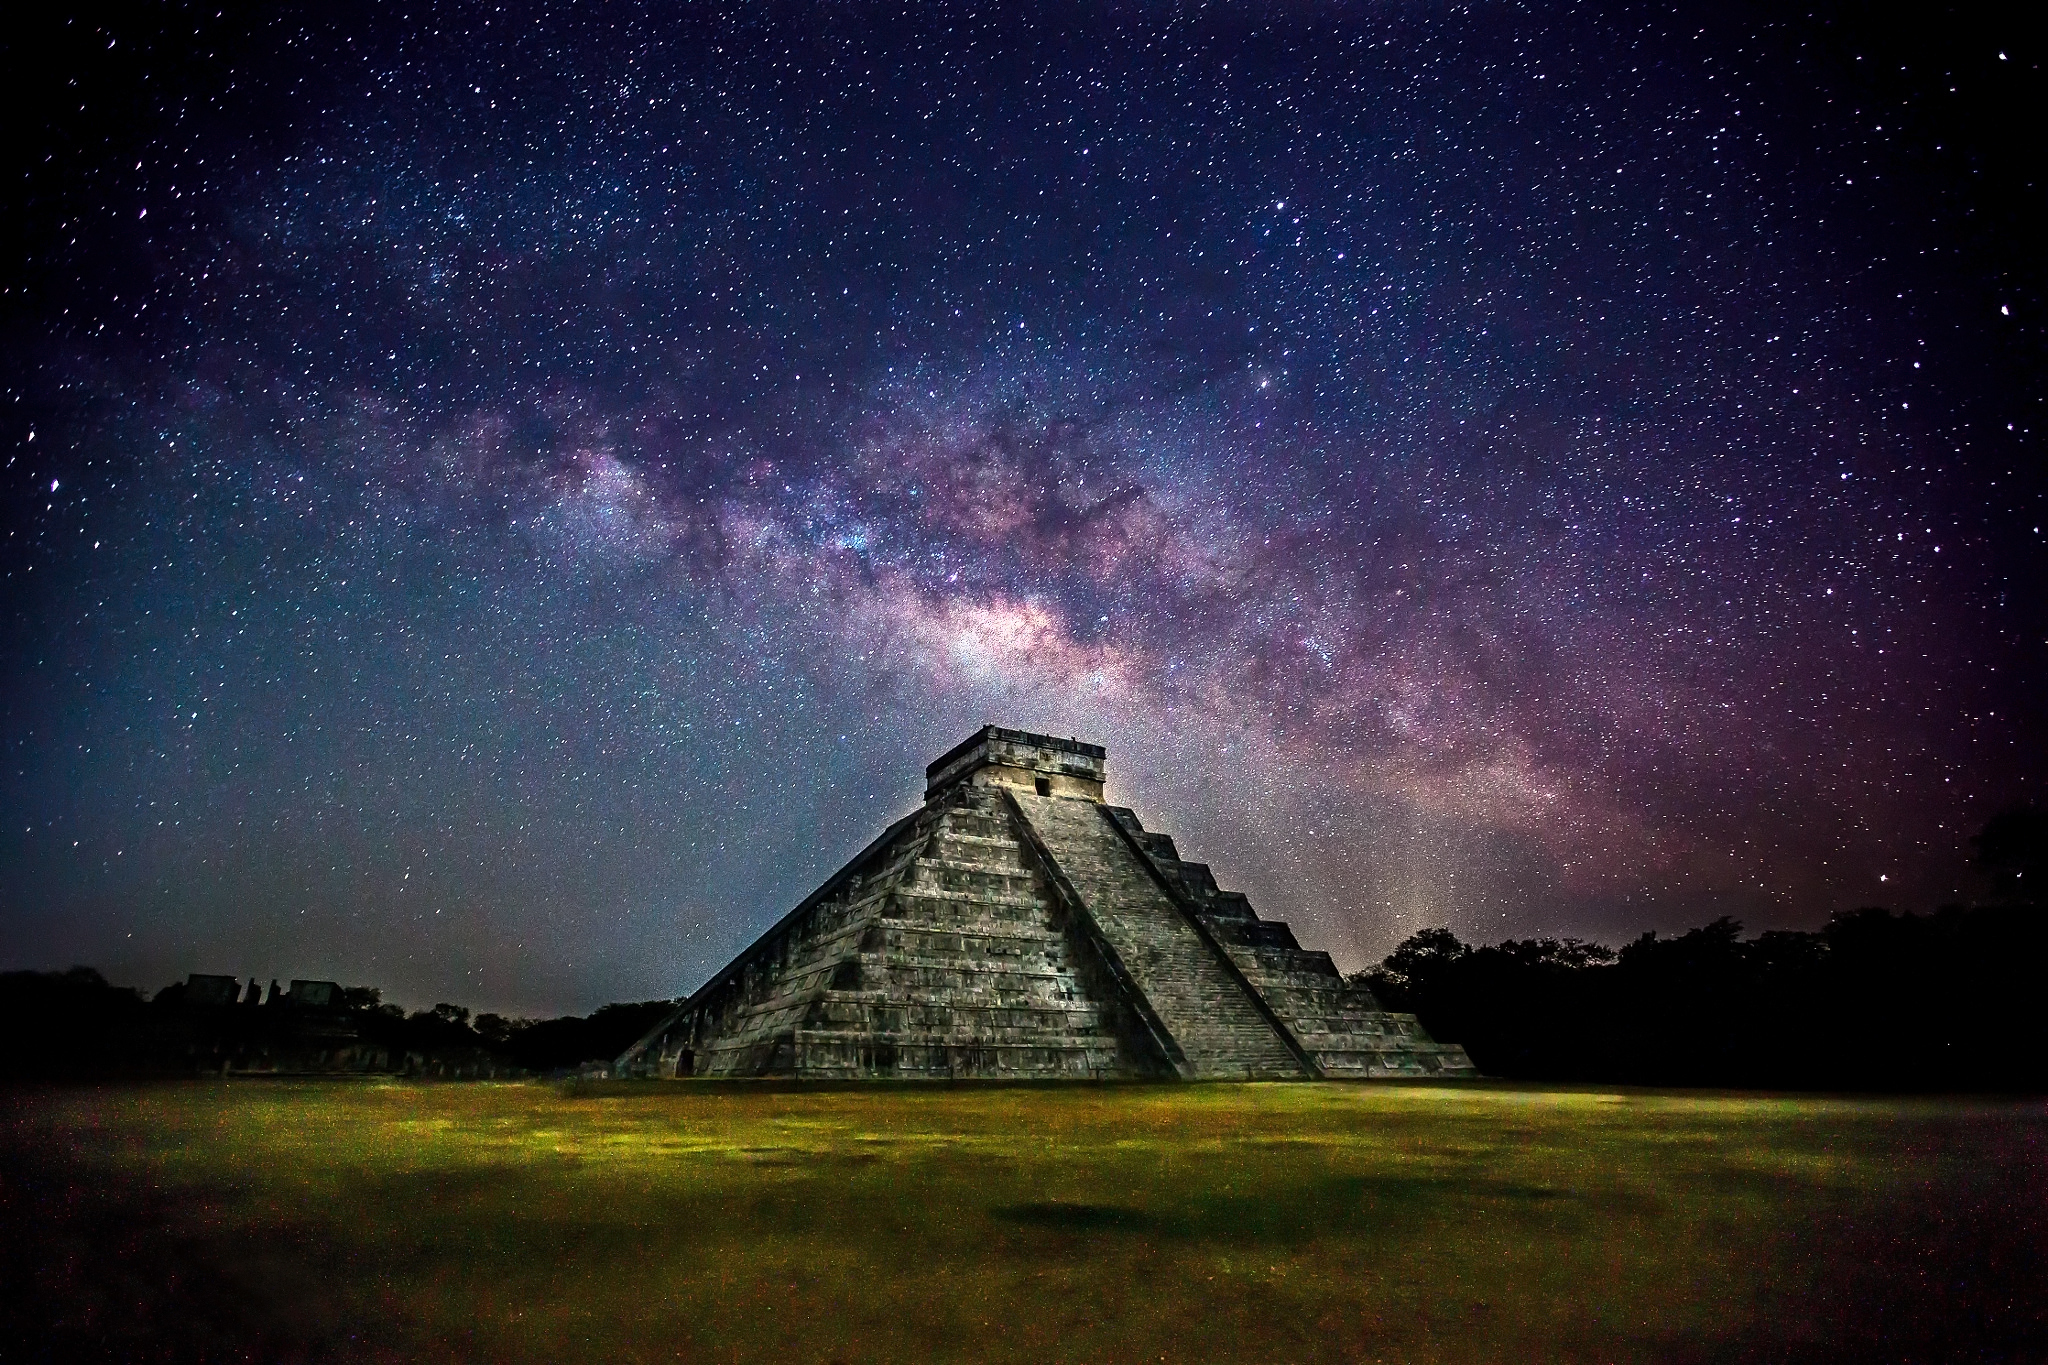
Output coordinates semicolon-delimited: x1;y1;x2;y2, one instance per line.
1243;990;1392;1022
809;1002;1112;1031
864;943;1078;971
866;942;1074;970
1236;947;1344;975
925;831;1031;868
819;986;1105;1011
889;887;1060;917
805;1032;1116;1057
849;966;1091;997
1202;921;1309;952
1291;1025;1418;1045
792;1035;1125;1079
1286;1019;1417;1039
910;858;1044;898
1233;970;1353;995
720;960;1099;1021
1162;861;1220;897
872;919;1068;947
1261;998;1409;1031
934;811;1013;841
1314;1044;1477;1077
825;1018;1107;1039
796;1031;1118;1052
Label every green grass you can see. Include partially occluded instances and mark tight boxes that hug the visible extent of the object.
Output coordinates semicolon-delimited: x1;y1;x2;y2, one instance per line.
7;1079;2044;1363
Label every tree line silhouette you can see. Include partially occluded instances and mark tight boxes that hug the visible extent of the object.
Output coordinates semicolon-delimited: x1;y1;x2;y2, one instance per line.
0;972;672;1080
4;803;2041;1089
1355;803;2046;1090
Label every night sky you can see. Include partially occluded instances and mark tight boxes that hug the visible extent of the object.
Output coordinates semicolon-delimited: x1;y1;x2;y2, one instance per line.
4;3;2041;1016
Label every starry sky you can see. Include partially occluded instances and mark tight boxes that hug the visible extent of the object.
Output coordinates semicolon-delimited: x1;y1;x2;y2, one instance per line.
4;3;2042;1015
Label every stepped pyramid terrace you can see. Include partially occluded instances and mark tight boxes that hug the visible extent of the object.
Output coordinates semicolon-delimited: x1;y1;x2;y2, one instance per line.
618;728;1476;1081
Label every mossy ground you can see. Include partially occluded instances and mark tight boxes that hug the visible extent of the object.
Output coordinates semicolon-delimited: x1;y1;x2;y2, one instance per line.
6;1079;2043;1363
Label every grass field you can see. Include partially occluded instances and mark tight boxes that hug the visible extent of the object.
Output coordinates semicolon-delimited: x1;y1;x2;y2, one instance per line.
5;1079;2043;1363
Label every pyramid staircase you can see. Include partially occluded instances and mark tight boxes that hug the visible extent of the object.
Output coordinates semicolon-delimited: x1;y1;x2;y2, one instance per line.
667;784;1156;1078
619;728;1475;1081
1106;809;1478;1077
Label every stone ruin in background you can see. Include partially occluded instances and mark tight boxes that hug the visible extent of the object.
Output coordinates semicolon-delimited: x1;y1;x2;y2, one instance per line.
619;726;1475;1081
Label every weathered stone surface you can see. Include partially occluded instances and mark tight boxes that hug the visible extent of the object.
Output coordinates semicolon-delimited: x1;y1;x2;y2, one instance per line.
618;727;1475;1080
1008;790;1306;1079
1103;809;1477;1078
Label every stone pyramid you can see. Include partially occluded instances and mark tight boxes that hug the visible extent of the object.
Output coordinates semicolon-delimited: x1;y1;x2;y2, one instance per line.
618;727;1475;1080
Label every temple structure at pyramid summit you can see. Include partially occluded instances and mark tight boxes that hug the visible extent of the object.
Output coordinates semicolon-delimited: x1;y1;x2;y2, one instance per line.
618;727;1476;1081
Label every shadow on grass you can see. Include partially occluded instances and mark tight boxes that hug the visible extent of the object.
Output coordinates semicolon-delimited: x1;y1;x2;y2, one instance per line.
991;1173;1600;1252
992;1201;1166;1232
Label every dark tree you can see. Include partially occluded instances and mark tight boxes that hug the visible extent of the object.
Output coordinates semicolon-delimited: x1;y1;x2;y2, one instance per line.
1972;803;2047;900
472;1012;523;1045
0;967;155;1078
1357;926;1468;1009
